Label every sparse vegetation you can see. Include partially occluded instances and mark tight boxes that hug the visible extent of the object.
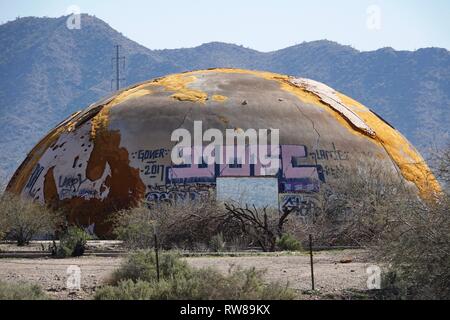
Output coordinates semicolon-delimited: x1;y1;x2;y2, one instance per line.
112;198;303;253
112;199;245;251
0;281;49;300
304;155;450;300
96;250;296;300
0;192;61;246
224;203;296;252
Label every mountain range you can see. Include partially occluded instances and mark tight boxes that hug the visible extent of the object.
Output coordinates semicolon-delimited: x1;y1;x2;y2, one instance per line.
1;14;449;183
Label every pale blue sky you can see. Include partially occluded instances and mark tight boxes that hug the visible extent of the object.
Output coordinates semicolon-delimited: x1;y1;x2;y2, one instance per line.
0;0;449;52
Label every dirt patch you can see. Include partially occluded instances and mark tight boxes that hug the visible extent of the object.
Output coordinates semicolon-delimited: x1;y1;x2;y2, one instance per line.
0;248;373;300
185;250;373;300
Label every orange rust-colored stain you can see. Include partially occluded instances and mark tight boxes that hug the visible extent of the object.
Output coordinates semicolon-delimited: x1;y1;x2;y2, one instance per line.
43;128;145;236
43;167;58;204
85;113;145;235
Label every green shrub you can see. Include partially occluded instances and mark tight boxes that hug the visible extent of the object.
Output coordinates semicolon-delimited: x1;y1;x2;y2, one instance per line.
276;234;302;251
111;205;156;249
97;250;296;300
110;250;191;284
55;227;91;258
0;281;49;300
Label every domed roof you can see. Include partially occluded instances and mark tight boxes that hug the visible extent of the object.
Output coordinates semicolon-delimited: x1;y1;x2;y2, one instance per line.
6;68;440;235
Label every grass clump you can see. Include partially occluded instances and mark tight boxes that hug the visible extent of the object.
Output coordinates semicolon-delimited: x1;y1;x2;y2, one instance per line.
0;281;49;300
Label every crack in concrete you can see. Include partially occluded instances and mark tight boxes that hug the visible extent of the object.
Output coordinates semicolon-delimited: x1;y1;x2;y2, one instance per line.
292;102;324;182
293;103;321;163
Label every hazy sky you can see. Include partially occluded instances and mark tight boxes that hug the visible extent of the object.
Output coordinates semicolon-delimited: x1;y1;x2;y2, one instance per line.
0;0;449;52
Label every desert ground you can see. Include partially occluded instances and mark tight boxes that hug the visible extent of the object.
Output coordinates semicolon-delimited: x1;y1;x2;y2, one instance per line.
0;241;375;300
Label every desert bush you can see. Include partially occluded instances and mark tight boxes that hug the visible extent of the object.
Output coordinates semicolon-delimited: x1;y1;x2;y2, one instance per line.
364;146;450;300
374;193;450;300
96;251;296;300
55;226;91;258
0;192;61;246
276;234;302;251
306;159;412;247
112;205;156;249
0;281;49;300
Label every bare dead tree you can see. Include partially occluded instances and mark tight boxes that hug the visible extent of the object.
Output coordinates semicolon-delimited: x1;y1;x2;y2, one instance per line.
224;203;293;252
112;198;238;250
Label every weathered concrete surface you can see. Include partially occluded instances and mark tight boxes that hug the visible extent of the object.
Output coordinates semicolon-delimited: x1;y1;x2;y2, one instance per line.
6;69;440;236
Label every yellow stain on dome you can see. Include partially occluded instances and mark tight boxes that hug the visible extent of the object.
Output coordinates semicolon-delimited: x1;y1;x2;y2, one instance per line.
150;73;208;103
212;95;228;102
337;93;441;198
110;88;153;105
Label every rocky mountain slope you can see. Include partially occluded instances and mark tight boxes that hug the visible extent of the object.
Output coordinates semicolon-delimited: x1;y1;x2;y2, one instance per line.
1;14;449;182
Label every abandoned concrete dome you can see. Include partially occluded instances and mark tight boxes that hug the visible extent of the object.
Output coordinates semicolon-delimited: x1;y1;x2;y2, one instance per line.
6;68;440;236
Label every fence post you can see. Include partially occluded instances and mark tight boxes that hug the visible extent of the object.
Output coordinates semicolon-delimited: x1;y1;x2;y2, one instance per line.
309;234;315;291
154;233;160;282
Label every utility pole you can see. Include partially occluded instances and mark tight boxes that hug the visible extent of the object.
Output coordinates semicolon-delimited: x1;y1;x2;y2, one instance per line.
112;45;125;91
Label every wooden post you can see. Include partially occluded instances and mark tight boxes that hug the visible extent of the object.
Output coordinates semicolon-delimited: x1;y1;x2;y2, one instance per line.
309;234;315;291
154;233;160;282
